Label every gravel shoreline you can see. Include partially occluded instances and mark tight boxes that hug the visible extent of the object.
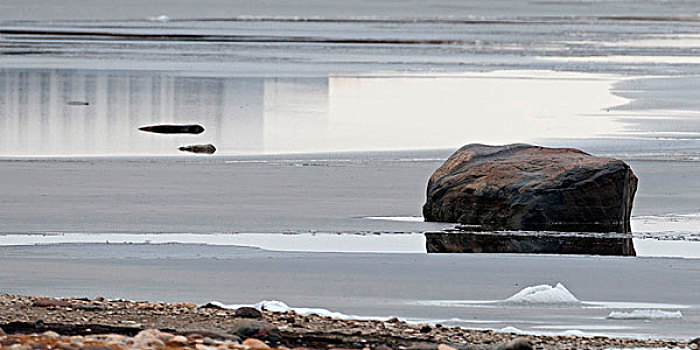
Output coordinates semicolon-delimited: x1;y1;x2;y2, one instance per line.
1;295;697;350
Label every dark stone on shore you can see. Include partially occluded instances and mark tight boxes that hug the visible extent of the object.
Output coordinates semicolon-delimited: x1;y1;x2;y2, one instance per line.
690;337;700;348
235;307;263;318
0;321;141;337
200;302;225;310
494;338;532;350
138;124;205;134
228;320;280;341
387;317;400;324
72;304;106;312
423;144;638;233
178;143;216;154
175;328;240;342
32;298;73;308
419;325;432;333
425;231;636;256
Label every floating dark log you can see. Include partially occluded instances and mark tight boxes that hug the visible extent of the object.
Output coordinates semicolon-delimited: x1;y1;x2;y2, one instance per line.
138;124;205;134
178;144;216;154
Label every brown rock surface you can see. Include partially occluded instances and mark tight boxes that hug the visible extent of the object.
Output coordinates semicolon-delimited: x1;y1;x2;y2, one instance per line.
423;144;638;233
235;307;263;319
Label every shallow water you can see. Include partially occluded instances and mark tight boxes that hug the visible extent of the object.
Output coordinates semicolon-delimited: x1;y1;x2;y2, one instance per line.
0;69;628;156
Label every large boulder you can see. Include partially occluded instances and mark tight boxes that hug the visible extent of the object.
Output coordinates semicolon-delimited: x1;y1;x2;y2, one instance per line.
423;144;637;233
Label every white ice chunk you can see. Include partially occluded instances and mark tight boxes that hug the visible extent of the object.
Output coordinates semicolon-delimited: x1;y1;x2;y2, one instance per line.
147;15;170;22
254;300;291;313
606;309;684;320
503;283;581;305
211;300;383;321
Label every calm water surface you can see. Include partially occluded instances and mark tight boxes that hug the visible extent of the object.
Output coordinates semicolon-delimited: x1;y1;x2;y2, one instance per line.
0;69;628;156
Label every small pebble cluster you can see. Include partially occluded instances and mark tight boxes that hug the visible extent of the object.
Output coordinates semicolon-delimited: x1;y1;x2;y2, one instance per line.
0;328;273;350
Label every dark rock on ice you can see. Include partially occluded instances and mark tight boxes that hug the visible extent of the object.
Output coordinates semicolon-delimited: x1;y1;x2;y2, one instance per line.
178;143;216;154
138;124;205;134
235;307;262;319
423;144;638;233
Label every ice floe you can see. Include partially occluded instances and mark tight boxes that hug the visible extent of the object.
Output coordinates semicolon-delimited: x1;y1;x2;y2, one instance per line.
606;309;684;320
147;15;170;22
503;283;581;305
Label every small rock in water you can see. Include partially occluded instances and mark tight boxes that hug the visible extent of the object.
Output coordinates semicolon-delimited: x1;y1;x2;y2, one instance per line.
138;124;205;134
66;101;89;106
178;143;216;154
236;307;263;318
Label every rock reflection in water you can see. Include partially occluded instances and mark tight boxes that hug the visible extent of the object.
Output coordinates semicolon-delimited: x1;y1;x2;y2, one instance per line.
425;230;636;256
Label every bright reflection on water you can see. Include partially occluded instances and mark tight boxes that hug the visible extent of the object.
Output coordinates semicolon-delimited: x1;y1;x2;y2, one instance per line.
0;69;626;156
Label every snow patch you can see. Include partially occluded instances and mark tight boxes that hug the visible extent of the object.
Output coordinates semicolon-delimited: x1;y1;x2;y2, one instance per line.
254;300;291;313
147;15;170;22
606;309;684;320
209;300;388;321
503;283;581;305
